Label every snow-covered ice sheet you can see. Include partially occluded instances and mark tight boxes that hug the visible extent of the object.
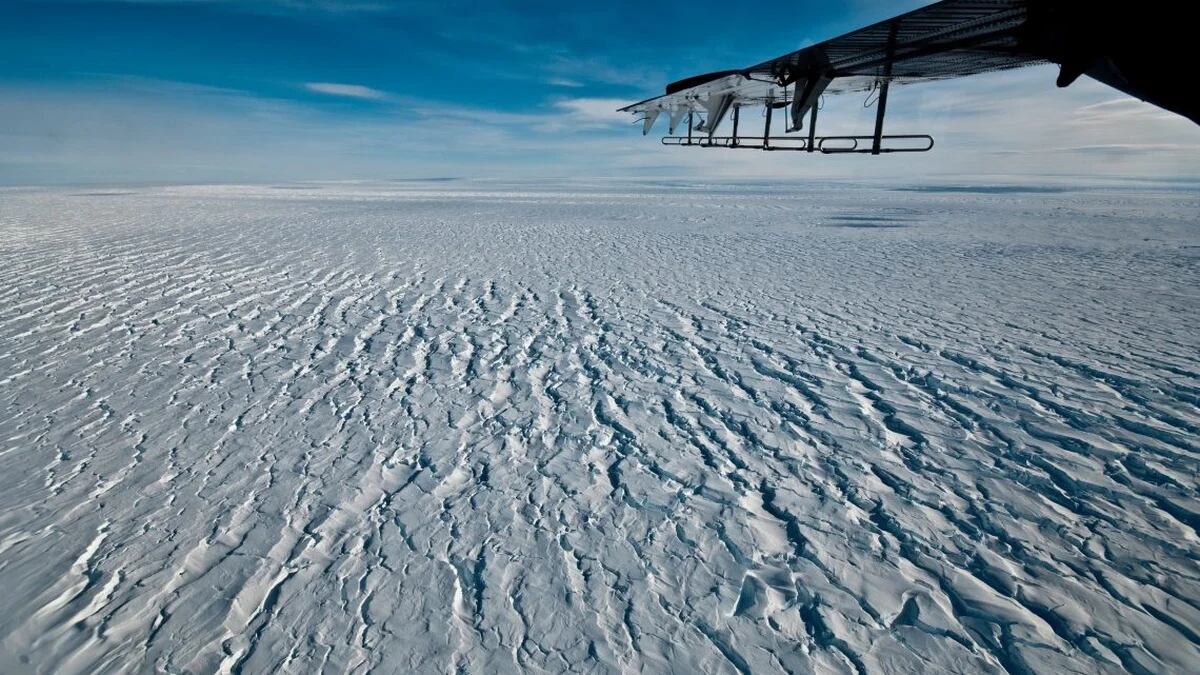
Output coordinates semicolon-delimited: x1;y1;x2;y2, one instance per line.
1;180;1198;674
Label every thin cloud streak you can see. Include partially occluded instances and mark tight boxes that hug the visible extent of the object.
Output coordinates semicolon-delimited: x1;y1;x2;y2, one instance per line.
554;98;631;127
304;82;388;100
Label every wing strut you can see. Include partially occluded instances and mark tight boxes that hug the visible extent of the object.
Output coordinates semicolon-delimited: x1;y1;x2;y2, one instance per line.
731;104;740;148
807;102;818;153
871;21;899;155
762;102;773;150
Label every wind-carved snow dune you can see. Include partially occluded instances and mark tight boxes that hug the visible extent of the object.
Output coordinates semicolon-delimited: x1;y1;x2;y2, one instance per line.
0;180;1198;674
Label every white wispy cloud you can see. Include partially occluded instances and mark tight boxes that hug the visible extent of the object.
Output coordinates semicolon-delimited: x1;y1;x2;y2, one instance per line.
554;98;630;127
1069;97;1179;126
3;67;1197;185
304;82;387;100
0;79;660;184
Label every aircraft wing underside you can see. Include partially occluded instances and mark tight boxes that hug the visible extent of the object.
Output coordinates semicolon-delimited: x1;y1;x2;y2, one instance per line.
620;0;1197;155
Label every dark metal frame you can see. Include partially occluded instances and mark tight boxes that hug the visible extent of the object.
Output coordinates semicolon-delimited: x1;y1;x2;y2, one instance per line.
666;43;934;157
661;20;936;157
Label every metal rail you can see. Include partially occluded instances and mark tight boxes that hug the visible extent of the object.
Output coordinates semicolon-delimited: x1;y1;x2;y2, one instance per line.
819;134;934;153
663;136;809;150
661;134;934;153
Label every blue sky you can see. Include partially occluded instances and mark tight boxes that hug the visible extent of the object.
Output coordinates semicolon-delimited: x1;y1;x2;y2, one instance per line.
1;0;1196;184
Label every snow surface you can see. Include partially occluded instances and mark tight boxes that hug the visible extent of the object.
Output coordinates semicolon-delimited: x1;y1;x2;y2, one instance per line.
0;180;1198;674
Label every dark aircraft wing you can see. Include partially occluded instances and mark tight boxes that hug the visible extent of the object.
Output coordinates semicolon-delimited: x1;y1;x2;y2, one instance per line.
621;0;1197;154
748;0;1036;85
